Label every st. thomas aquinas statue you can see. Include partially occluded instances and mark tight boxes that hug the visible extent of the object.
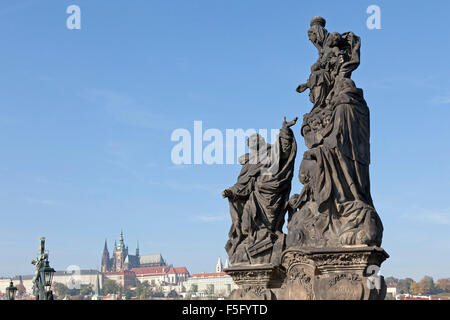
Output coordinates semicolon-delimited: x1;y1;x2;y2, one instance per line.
222;117;298;265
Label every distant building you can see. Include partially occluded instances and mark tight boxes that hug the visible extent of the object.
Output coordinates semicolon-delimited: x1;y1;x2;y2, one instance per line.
183;257;237;297
1;232;190;298
386;286;397;299
0;269;103;297
100;231;189;291
101;231;166;272
132;266;189;286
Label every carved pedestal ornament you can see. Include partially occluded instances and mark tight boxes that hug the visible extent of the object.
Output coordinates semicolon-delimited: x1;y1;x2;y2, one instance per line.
223;16;388;300
280;246;388;300
225;264;285;300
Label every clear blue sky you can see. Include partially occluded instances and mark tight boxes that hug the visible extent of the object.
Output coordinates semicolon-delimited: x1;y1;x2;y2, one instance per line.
0;0;449;281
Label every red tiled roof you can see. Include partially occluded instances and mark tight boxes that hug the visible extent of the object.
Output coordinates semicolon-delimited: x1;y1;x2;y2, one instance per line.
191;272;227;278
103;270;136;276
167;267;189;274
168;268;176;274
131;266;170;275
131;266;189;276
173;267;189;274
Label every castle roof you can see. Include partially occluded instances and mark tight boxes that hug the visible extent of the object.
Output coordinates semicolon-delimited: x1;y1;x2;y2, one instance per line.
139;254;165;265
131;266;170;275
131;266;189;276
170;267;189;274
191;272;227;278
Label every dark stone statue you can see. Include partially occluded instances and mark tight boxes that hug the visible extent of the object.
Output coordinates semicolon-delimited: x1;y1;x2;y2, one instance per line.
224;17;388;300
223;117;298;266
287;16;383;248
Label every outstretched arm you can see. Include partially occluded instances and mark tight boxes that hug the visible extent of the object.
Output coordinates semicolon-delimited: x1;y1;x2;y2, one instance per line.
296;83;309;93
283;116;298;129
222;188;234;199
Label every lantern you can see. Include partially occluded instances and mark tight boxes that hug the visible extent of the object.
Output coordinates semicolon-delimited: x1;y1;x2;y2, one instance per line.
40;260;55;288
6;281;18;300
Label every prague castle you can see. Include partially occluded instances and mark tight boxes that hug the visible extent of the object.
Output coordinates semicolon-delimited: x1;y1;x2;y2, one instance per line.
101;231;166;272
99;231;190;290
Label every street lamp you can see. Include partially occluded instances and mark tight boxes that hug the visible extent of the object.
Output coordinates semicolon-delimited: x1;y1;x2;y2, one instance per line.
6;281;17;300
32;237;56;300
40;260;55;289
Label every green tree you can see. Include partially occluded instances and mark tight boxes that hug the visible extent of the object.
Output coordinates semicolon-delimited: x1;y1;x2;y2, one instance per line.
417;276;435;295
385;277;399;287
435;278;450;293
397;278;414;294
80;284;93;296
135;281;150;300
167;290;180;298
150;286;165;298
117;285;124;296
409;281;420;295
124;288;135;300
102;280;119;295
53;282;69;299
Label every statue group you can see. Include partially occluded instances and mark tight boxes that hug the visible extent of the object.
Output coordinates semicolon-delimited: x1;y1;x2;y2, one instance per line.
223;17;388;300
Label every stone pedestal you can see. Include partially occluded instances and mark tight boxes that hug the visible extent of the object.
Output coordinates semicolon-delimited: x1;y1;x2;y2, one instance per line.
225;264;285;300
278;246;389;300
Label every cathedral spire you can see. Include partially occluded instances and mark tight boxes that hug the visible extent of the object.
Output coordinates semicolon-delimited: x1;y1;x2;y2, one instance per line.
216;257;223;273
118;229;125;250
101;239;110;272
92;273;102;300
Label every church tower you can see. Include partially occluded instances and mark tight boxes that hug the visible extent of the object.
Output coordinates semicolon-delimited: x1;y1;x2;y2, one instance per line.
216;257;223;273
101;239;110;272
113;230;129;272
136;241;140;257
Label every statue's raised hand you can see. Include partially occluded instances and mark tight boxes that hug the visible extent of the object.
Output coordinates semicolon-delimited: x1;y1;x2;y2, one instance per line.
283;116;298;129
296;83;308;93
222;188;234;199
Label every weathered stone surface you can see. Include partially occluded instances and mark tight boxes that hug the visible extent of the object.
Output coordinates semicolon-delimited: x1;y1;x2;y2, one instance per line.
223;16;388;300
225;264;285;300
222;118;298;265
287;16;383;249
279;246;388;300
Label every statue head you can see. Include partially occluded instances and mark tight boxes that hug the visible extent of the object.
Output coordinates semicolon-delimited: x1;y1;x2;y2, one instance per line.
308;16;328;48
310;16;326;28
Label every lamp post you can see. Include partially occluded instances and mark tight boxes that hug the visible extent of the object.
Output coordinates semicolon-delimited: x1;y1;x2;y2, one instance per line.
32;237;56;300
6;280;17;300
40;259;55;300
